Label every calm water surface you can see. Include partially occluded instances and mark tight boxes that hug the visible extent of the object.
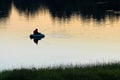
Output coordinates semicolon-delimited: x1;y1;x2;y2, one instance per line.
0;3;120;70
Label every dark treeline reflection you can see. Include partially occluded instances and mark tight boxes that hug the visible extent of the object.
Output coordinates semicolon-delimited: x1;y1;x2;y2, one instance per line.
13;0;46;16
0;0;12;21
44;0;120;21
0;0;120;22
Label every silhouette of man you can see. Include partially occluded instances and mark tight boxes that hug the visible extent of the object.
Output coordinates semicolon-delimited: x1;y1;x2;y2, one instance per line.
33;28;39;34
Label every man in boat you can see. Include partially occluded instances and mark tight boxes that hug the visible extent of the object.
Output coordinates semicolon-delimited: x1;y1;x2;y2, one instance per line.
33;28;39;34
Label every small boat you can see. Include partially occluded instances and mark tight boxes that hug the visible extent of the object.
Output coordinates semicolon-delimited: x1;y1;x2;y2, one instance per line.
29;33;45;39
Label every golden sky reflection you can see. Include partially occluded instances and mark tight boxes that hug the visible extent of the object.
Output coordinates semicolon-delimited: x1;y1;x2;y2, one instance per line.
0;6;120;70
2;5;120;45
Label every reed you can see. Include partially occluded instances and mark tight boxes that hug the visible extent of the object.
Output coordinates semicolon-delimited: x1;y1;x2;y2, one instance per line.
0;62;120;80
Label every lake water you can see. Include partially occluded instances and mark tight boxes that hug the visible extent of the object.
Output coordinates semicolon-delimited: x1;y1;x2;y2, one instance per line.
0;1;120;70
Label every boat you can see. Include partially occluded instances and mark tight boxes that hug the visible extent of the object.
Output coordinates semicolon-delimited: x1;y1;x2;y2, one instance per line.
29;33;45;39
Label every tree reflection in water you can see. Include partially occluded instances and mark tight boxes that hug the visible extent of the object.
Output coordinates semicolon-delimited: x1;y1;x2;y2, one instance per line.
0;0;120;22
0;0;12;22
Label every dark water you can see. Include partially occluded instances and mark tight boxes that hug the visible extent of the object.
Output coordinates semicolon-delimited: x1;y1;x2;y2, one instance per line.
0;0;120;70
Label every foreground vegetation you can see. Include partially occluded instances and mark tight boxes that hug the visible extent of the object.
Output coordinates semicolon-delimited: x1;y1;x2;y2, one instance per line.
0;63;120;80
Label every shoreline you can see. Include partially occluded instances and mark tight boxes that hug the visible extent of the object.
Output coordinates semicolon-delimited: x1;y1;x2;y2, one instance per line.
1;62;120;80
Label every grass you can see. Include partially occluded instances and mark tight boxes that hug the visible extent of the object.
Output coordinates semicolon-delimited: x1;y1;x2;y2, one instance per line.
1;63;120;80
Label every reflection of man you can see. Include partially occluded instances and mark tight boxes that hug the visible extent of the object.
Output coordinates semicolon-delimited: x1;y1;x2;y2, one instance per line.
34;39;39;44
33;28;39;34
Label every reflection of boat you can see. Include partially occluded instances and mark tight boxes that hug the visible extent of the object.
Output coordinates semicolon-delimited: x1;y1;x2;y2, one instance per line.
29;33;45;44
30;33;45;39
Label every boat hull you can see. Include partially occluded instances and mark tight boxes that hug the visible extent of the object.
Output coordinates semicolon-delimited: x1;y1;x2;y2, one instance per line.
30;33;45;39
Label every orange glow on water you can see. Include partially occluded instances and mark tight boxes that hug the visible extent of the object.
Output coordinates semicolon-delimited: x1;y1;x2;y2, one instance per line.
1;5;120;70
